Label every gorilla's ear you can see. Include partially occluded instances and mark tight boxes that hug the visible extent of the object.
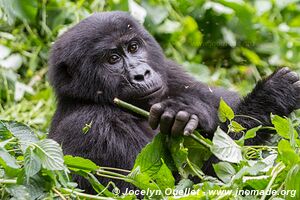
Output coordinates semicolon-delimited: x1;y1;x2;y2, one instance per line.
48;61;73;92
57;62;73;81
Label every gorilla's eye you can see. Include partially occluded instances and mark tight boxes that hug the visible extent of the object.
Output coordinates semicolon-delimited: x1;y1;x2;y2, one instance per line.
128;42;139;53
108;54;121;64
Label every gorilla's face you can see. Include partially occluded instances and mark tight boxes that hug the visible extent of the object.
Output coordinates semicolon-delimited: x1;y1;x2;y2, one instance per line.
49;12;167;107
95;20;166;104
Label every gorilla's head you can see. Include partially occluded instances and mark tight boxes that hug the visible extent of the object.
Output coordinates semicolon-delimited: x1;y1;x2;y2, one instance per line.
49;11;167;107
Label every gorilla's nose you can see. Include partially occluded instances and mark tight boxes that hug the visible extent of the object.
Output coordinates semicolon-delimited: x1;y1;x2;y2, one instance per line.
130;65;153;83
133;69;151;82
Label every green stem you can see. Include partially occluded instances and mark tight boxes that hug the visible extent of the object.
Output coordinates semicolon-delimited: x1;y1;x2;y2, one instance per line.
60;188;115;200
260;162;285;200
100;166;131;173
0;179;17;184
189;134;212;149
114;98;149;118
97;169;127;178
113;98;211;149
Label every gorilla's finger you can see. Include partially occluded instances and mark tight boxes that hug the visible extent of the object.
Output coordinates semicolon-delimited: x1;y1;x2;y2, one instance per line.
275;67;290;77
294;81;300;91
283;71;299;83
294;81;300;109
160;110;176;134
183;114;199;136
171;111;190;136
149;103;164;129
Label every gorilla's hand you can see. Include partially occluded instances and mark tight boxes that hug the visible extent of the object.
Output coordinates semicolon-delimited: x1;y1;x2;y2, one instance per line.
148;97;217;136
263;67;300;111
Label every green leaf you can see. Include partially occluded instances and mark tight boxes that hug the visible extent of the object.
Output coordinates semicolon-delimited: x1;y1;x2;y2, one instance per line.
230;121;246;133
34;139;65;170
174;178;193;192
271;114;294;139
168;136;188;170
213;162;236;183
2;121;38;153
240;47;264;66
244;126;261;140
210;127;242;163
6;185;31;200
0;147;20;169
64;155;98;172
152;160;175;191
133;133;168;176
127;166;161;193
218;98;234;122
132;133;174;191
11;0;38;23
286;163;300;200
242;175;269;190
278;140;300;166
24;147;41;180
157;19;181;33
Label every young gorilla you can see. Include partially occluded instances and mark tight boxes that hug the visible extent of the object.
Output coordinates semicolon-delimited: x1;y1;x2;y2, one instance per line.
48;11;300;193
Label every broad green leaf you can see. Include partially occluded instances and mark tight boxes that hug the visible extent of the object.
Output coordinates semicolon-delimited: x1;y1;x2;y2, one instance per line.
127;166;161;194
211;127;242;163
278;140;300;166
213;162;236;183
271;114;294;139
245;126;261;140
64;155;98;172
174;179;193;192
168;136;188;169
0;147;20;169
157;19;181;33
133;133;168;176
24;147;41;180
133;133;174;191
2;121;38;153
182;132;211;176
6;185;31;200
218;98;234;122
242;175;269;190
11;0;38;23
285;163;300;200
34;139;65;170
152;160;175;191
221;27;236;47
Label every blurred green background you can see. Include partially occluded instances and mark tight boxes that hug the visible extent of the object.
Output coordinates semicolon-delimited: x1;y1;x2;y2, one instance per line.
0;0;300;131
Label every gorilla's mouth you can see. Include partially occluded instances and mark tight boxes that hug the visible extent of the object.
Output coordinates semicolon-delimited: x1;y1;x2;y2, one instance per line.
137;86;163;100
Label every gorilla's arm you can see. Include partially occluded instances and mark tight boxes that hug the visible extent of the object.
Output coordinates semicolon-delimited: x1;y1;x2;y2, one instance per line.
227;67;300;144
150;61;300;143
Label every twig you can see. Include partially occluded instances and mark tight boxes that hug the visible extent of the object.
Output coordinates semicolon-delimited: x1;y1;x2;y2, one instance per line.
60;188;115;200
52;188;67;200
0;179;17;184
260;162;285;200
113;98;149;118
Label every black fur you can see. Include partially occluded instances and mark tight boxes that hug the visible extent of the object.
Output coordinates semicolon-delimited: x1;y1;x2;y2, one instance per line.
48;11;300;193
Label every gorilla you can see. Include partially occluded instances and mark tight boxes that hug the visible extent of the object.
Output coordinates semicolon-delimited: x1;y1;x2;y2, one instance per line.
48;11;300;193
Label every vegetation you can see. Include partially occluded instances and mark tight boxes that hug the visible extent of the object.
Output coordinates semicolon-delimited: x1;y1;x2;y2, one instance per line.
0;0;300;199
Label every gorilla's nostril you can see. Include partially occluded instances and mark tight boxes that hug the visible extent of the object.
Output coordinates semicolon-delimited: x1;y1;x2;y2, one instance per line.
144;70;151;79
134;74;145;82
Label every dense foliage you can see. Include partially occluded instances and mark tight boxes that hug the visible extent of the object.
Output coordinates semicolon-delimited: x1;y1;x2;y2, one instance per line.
0;0;300;199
